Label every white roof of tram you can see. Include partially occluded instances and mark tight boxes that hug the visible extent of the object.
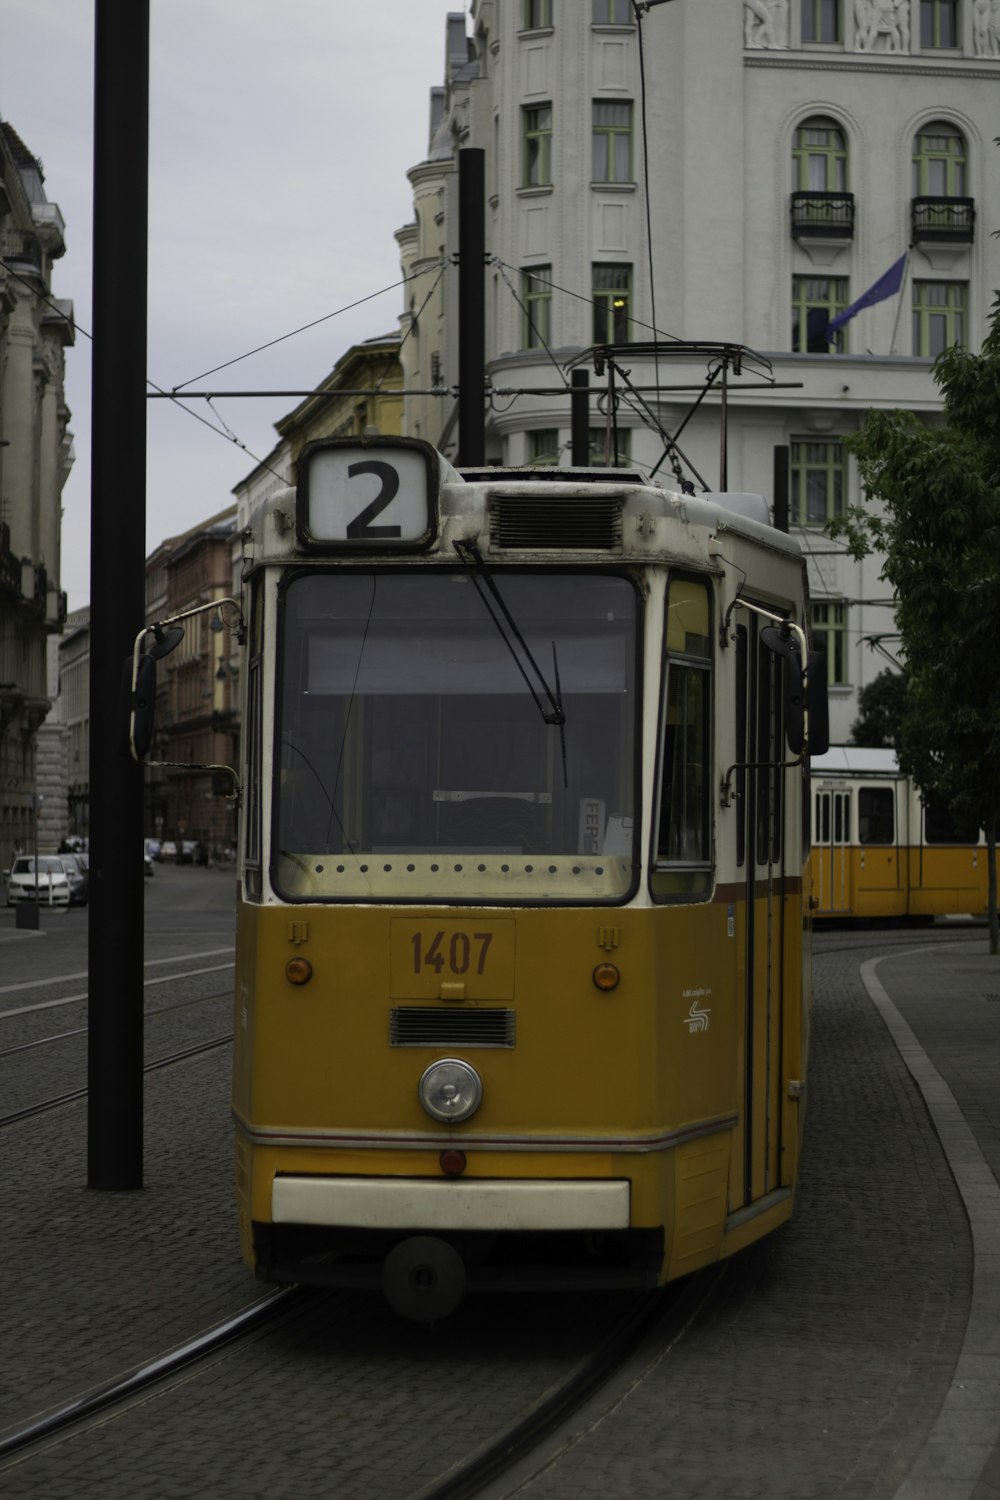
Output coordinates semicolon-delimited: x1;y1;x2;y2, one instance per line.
811;747;900;776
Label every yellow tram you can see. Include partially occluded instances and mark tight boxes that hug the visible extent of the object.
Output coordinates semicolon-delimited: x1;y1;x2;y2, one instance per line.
134;436;827;1318
810;747;994;921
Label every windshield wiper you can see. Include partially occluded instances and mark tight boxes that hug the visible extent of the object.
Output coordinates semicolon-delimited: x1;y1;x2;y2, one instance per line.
453;539;568;786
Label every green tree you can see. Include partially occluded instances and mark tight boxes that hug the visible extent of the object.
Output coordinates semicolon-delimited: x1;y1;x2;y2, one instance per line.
831;294;1000;952
849;668;907;749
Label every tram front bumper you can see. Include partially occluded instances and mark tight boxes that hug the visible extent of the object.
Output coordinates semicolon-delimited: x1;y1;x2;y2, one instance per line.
272;1174;631;1232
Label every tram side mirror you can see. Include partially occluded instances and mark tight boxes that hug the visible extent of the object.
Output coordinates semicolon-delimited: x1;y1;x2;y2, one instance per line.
128;652;158;760
760;626;830;758
124;623;186;761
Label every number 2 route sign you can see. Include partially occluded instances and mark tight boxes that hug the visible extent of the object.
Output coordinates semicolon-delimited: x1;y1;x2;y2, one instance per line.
298;440;436;549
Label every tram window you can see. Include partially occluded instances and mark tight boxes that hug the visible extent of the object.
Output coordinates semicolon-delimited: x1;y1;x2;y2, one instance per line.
924;799;979;844
755;633;785;866
858;787;894;845
272;570;638;902
652;577;712;900
814;791;830;844
243;582;264;898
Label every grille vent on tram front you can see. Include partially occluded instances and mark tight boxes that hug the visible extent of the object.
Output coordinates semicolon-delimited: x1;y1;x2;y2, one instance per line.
389;1006;516;1048
489;495;623;550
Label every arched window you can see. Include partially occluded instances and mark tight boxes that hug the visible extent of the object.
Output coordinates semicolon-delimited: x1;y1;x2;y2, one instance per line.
792;116;847;192
912;121;967;197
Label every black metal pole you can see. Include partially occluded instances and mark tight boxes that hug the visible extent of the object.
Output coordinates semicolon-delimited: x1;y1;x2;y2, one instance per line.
719;360;728;490
571;369;589;466
773;444;790;533
457;149;485;468
87;0;149;1190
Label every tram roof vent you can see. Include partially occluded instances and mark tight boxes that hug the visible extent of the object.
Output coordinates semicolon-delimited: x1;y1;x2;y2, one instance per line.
488;493;624;551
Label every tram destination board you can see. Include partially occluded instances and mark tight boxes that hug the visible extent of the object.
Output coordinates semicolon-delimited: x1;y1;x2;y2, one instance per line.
295;436;439;551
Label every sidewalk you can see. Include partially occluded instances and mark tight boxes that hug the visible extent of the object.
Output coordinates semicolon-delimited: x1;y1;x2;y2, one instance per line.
862;941;1000;1500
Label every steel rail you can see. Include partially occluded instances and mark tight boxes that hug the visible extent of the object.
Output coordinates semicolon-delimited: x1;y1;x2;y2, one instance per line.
0;987;232;1062
0;1288;306;1463
410;1268;722;1500
0;1033;233;1128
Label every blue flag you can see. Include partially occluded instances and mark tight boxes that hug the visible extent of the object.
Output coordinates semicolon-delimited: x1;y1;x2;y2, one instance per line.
826;253;908;339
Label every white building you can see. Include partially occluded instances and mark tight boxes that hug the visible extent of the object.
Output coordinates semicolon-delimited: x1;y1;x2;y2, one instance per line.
0;120;74;868
396;0;1000;744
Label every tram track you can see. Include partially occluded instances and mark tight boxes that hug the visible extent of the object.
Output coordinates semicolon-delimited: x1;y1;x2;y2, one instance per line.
0;952;234;1021
0;1032;234;1129
0;1267;721;1497
0;986;232;1062
409;1269;720;1500
0;1288;304;1464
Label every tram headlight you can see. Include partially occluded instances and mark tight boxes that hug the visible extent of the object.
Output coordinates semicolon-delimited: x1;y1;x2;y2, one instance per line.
418;1058;483;1125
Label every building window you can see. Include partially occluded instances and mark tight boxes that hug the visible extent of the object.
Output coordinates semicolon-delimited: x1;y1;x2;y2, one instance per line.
528;430;560;465
912;121;967;196
801;0;841;41
524;0;552;28
913;281;967;356
522;105;552;187
810;600;848;684
592;101;633;182
920;0;958;47
792;117;847;193
791;440;846;526
594;0;632;20
593;264;631;343
522;265;552;347
791;276;848;353
589;427;631;466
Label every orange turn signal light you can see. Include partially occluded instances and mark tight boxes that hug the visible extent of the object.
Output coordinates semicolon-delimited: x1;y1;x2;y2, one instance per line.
592;962;620;992
285;957;313;986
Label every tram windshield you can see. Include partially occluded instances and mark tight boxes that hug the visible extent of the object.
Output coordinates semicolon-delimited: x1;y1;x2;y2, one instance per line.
273;570;637;902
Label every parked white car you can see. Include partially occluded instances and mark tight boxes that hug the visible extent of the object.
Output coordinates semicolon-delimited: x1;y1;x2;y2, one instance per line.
5;855;72;908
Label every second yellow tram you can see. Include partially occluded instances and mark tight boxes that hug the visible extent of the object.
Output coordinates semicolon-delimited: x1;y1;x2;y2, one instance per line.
811;747;994;920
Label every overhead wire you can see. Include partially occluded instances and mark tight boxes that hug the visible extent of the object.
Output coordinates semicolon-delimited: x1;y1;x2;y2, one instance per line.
490;256;681;345
492;259;571;391
1;250;443;489
0;252;285;477
170;266;439;392
631;0;671;431
371;260;448;398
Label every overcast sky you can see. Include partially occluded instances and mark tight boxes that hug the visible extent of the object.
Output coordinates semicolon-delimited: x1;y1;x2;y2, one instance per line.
1;1;463;612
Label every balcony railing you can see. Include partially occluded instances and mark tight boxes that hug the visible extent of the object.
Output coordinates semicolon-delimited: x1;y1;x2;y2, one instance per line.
791;191;855;240
911;196;975;244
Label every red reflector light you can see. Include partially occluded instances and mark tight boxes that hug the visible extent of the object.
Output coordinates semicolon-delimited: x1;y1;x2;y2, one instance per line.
440;1149;467;1176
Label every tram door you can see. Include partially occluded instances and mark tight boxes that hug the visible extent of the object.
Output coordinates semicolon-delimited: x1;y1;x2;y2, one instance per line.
854;783;903;917
735;622;786;1206
813;787;852;914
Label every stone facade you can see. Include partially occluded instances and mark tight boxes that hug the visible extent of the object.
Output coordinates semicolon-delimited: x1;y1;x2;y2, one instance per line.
56;606;90;843
398;0;1000;745
145;509;238;856
0;121;74;872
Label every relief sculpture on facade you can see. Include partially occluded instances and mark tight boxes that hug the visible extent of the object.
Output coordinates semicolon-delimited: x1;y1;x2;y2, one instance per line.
853;0;910;51
973;0;1000;56
744;0;789;48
